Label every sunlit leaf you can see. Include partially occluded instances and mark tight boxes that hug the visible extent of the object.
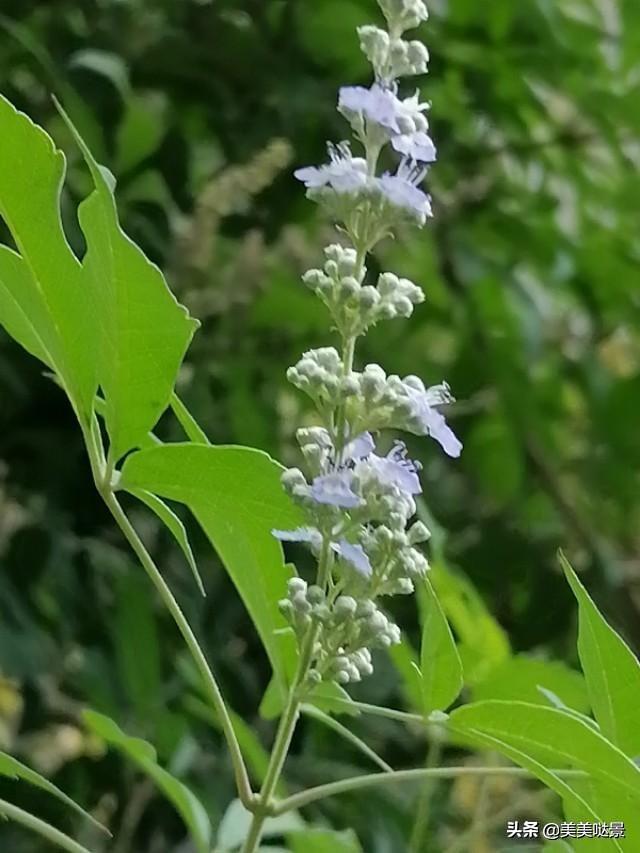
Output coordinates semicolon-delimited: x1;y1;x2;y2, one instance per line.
419;577;463;713
120;443;303;692
0;95;96;414
57;101;199;461
561;553;640;757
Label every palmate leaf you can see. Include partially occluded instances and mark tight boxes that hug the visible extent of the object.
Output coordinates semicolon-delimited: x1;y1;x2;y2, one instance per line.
83;710;211;853
560;553;640;757
450;700;640;849
119;443;304;694
0;95;96;415
56;100;199;462
0;751;107;835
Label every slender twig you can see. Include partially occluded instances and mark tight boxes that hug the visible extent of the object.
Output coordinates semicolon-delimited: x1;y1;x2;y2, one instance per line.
101;488;254;807
272;766;586;815
301;704;393;773
0;798;95;853
81;418;253;808
240;539;333;853
408;738;443;853
170;392;210;444
329;697;427;726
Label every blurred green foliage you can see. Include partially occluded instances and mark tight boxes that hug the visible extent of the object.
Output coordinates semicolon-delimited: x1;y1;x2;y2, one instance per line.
0;0;639;850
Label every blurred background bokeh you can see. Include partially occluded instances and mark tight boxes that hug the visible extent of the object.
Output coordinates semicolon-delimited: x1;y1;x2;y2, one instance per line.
0;0;639;850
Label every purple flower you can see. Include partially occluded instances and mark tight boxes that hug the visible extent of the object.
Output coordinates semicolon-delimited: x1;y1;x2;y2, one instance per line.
367;442;422;494
311;471;361;508
376;160;432;221
332;539;372;577
338;84;402;132
392;131;437;164
406;382;462;458
294;142;368;193
344;432;375;461
272;527;321;545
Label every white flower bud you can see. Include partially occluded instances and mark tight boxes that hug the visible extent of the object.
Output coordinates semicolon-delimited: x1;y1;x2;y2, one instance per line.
394;296;414;317
334;596;358;618
307;585;325;605
288;577;307;595
358;25;390;68
341;375;361;396
409;521;431;544
339;276;360;299
378;272;399;296
359;286;380;309
407;40;429;72
325;260;339;279
281;468;307;490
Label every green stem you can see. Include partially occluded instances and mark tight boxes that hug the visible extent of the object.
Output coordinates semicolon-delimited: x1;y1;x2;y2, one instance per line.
272;766;586;815
101;488;253;807
0;798;95;853
330;697;426;725
240;540;333;853
170;392;211;444
408;738;443;853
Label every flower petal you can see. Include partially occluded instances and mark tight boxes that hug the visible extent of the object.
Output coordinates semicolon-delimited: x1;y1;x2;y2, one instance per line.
332;540;372;577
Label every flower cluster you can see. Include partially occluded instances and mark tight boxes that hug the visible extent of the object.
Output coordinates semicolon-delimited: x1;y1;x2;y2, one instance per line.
275;0;461;690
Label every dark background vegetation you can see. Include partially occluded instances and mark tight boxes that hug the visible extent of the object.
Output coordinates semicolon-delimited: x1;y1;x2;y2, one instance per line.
0;0;638;850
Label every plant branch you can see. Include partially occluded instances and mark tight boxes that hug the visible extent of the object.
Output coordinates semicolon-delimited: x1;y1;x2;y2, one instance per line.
0;798;96;853
240;538;333;853
100;487;253;807
272;766;586;815
170;392;210;444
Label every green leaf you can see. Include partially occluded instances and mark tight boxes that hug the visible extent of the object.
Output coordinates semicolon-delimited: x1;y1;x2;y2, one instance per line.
419;577;463;714
120;443;304;692
57;100;199;461
450;700;640;849
0;752;107;835
216;799;304;850
430;562;510;684
0;95;96;414
68;49;130;98
129;487;205;596
561;553;640;757
472;655;590;713
288;828;363;853
389;639;424;713
83;709;211;853
0;246;53;367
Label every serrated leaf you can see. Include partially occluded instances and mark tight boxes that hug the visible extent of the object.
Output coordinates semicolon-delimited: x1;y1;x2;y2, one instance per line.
57;101;199;461
561;553;640;757
83;710;211;853
450;700;640;851
420;577;463;714
120;443;303;693
0;95;96;414
129;487;205;596
0;752;107;835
